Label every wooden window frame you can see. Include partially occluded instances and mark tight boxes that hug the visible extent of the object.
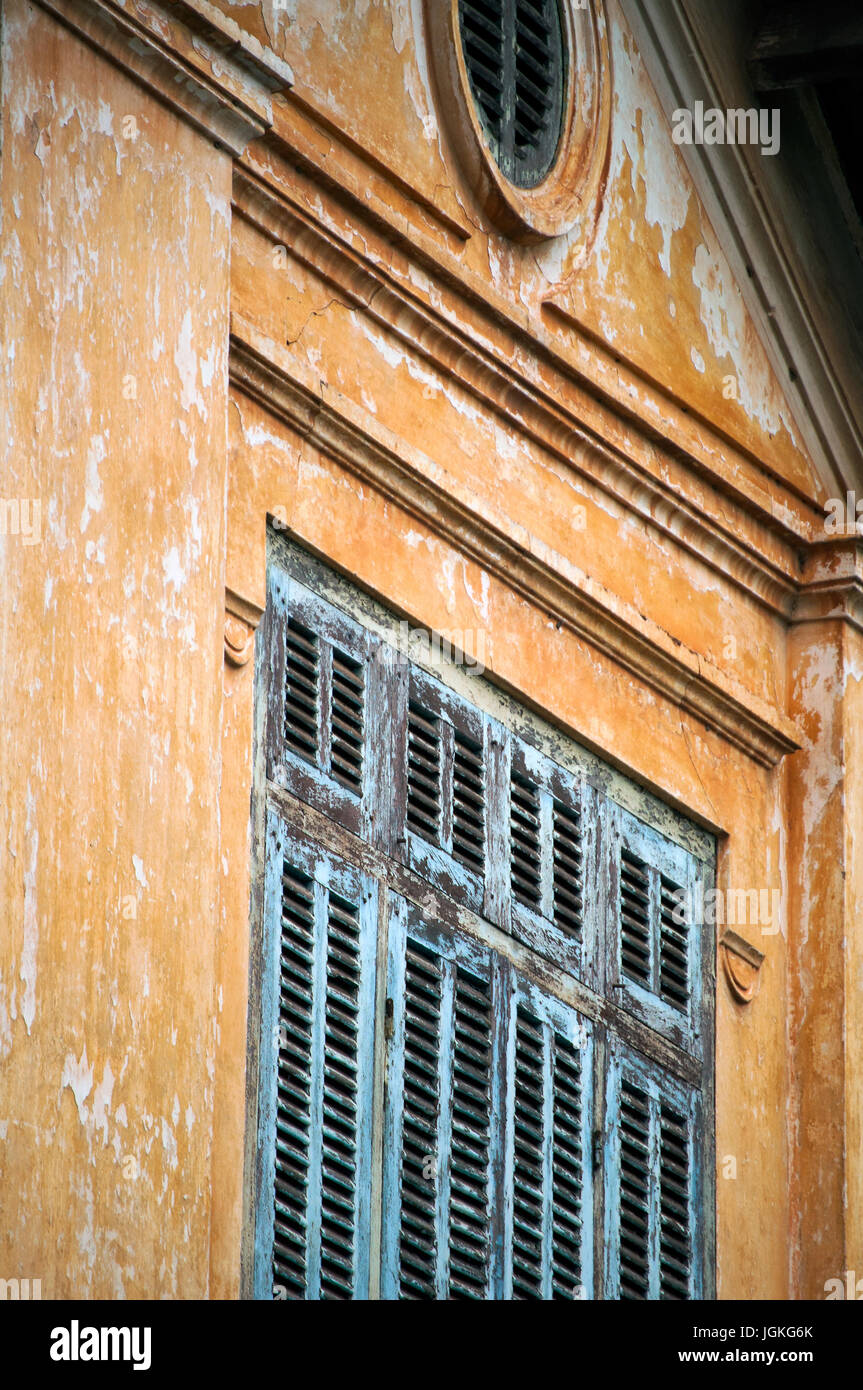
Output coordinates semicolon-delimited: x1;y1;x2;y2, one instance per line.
243;532;716;1301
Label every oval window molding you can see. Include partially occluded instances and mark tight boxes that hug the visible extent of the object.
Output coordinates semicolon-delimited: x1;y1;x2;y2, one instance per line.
426;0;612;243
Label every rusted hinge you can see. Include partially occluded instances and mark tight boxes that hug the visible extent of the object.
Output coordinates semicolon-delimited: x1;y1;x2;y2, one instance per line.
592;1128;604;1172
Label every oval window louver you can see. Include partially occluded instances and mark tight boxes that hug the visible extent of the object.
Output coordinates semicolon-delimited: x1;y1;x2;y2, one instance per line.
458;0;566;189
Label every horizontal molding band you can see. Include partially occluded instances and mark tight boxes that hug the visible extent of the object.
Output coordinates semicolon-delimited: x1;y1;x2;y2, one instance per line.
229;316;802;769
35;0;292;154
239;119;827;536
232;164;810;622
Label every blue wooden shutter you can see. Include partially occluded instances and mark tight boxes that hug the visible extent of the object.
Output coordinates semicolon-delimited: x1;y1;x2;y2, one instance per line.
381;898;498;1298
266;570;373;838
255;813;378;1299
609;804;703;1055
507;975;595;1299
604;1039;703;1300
402;664;495;918
507;733;599;987
381;897;595;1299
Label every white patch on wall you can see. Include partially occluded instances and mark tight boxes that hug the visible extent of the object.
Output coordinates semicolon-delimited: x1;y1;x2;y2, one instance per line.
80;435;106;534
613;24;691;279
20;788;39;1032
174;309;204;416
161;546;185;592
62;1045;95;1125
692;242;797;441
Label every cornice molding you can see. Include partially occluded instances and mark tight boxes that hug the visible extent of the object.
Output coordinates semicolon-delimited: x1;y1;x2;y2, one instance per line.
232;164;808;623
250;103;827;535
792;540;863;633
618;0;863;501
34;0;292;154
229;316;801;770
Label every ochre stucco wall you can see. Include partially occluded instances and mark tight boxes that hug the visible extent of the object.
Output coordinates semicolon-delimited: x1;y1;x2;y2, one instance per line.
1;0;859;1301
0;0;232;1296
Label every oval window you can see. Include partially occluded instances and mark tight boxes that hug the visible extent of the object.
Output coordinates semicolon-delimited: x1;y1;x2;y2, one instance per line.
458;0;566;189
425;0;611;244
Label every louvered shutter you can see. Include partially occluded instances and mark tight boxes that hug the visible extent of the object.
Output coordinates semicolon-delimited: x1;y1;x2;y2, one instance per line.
507;734;598;986
609;804;703;1055
255;813;378;1299
381;896;594;1300
381;898;499;1299
604;1039;703;1301
506;974;595;1300
266;570;373;838
402;664;493;918
457;0;566;188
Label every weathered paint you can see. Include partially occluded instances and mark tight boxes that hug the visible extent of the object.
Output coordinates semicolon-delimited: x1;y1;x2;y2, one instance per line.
0;0;858;1302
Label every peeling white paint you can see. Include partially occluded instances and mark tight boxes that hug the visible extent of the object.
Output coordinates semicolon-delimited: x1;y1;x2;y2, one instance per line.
79;434;106;533
61;1045;94;1125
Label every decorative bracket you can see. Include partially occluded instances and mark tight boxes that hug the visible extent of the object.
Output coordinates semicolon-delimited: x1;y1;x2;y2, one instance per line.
224;586;263;667
720;929;765;1004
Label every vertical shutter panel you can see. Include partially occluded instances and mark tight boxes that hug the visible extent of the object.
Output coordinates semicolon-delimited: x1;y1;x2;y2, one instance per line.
452;729;485;871
605;1042;701;1301
659;875;689;1011
319;889;365;1297
449;966;493;1296
272;864;315;1297
256;815;377;1300
407;701;442;843
617;1077;651;1300
551;798;584;941
620;849;651;989
511;1007;544;1297
266;572;371;836
382;901;495;1300
398;938;442;1298
550;1032;587;1297
330;650;364;791
284;618;319;764
659;1102;693;1299
508;737;598;987
402;666;489;915
508;981;593;1300
611;805;703;1054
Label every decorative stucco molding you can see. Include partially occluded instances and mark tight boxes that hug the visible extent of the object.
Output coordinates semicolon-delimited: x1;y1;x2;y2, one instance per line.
229;316;802;769
719;930;765;1004
224;586;263;667
34;0;292;154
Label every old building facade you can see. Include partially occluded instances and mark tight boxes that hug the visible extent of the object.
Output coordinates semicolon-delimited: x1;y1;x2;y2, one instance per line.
1;0;862;1299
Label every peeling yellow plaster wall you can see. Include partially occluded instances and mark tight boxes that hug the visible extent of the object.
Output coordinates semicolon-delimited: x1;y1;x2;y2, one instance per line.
230;0;821;496
0;0;232;1297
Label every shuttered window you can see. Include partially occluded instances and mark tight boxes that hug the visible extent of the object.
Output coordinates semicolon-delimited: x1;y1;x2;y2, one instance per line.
254;816;378;1300
457;0;567;188
252;540;714;1300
